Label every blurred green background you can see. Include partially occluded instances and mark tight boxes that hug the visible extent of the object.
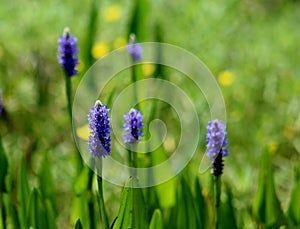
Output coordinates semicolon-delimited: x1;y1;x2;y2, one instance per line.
0;0;300;228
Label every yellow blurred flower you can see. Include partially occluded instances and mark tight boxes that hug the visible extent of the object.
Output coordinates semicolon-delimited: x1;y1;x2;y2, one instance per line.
268;143;279;155
92;42;110;59
76;60;84;72
76;124;89;141
104;5;122;22
142;64;155;76
218;70;235;86
114;37;127;49
284;126;295;139
163;136;176;153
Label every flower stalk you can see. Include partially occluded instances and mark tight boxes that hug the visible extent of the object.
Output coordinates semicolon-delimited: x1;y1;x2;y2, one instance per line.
124;108;144;178
127;34;143;110
206;119;229;229
58;27;82;173
88;100;111;229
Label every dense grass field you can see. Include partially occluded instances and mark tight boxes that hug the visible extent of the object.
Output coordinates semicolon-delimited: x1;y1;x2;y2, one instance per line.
0;0;300;228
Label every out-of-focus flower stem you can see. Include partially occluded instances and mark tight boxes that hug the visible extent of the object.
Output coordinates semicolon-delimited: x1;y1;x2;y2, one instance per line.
131;65;140;111
65;75;83;174
65;75;72;125
214;175;221;229
97;158;109;229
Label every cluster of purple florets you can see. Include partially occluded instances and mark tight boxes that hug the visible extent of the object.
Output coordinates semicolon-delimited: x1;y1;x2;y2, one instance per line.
206;119;229;176
126;34;143;63
58;28;79;77
87;103;144;157
206;119;229;158
88;101;111;157
123;108;144;144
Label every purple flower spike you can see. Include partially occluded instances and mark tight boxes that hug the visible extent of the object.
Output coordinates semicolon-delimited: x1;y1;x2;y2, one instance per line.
206;119;229;158
206;119;229;176
88;100;111;157
124;108;144;144
58;27;79;77
127;34;143;63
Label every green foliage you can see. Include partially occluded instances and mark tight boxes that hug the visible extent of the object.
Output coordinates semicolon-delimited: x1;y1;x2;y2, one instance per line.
17;157;30;229
194;178;208;228
149;209;163;229
0;137;8;193
113;178;148;229
171;177;201;228
287;162;300;226
38;152;56;210
74;166;91;196
0;0;299;228
26;189;48;229
128;0;149;41
219;184;238;229
253;147;286;228
75;218;83;229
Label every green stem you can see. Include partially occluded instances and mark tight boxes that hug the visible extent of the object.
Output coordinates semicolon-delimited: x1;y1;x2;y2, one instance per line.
65;76;72;125
131;65;140;110
87;159;95;229
0;193;6;229
0;137;7;229
96;158;109;229
131;144;138;178
214;176;221;229
65;75;83;174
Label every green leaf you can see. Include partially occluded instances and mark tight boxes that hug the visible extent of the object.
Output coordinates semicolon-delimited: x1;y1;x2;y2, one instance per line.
174;177;200;229
219;184;238;229
17;157;30;229
39;152;55;209
252;147;286;227
26;188;47;229
82;0;100;71
38;152;57;228
128;0;149;41
150;209;163;229
45;199;57;229
152;143;176;208
74;166;90;196
288;163;300;225
112;179;133;229
96;176;109;229
194;178;207;228
71;195;89;229
113;177;148;229
0;137;8;192
0;205;3;229
75;218;83;229
133;185;148;229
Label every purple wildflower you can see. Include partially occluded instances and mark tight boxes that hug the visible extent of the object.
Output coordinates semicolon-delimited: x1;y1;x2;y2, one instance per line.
58;27;79;77
206;119;229;176
124;108;144;144
127;34;143;63
88;100;111;157
206;119;229;158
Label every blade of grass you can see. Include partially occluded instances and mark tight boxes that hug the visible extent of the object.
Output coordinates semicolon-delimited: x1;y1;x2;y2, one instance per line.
17;157;30;229
149;209;163;229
